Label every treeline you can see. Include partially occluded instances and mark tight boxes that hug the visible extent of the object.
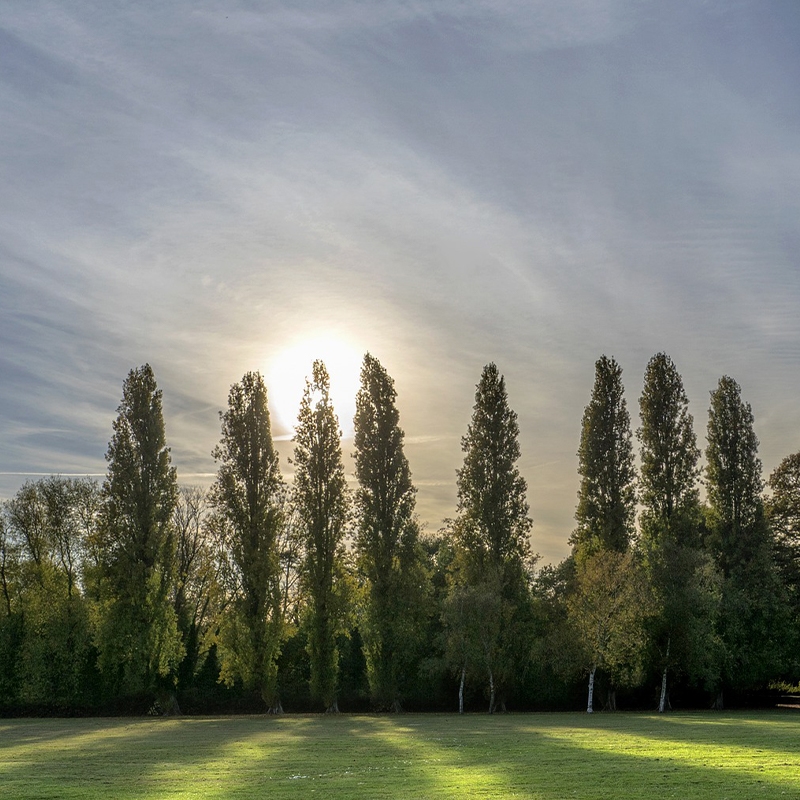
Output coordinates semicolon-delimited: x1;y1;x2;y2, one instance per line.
1;353;798;715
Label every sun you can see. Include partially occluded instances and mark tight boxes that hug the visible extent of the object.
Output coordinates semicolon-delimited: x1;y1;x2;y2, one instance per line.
266;334;364;438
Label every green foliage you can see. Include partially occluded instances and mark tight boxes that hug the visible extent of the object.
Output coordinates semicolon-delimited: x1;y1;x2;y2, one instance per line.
567;548;652;692
5;353;800;713
293;360;350;711
16;586;94;708
95;364;183;698
573;356;636;554
716;552;790;691
705;376;765;574
353;353;428;710
636;353;716;707
447;363;534;710
637;353;701;545
705;376;789;693
1;477;101;709
171;487;222;696
767;453;800;630
455;363;532;573
641;536;723;696
211;372;285;710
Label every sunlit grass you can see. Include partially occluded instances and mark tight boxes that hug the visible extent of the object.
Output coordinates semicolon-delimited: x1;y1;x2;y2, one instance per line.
1;712;799;798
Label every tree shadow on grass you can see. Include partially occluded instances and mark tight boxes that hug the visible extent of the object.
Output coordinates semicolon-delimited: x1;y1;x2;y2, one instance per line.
1;713;799;799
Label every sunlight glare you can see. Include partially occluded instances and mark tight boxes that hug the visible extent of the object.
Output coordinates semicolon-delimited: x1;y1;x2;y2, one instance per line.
267;334;363;438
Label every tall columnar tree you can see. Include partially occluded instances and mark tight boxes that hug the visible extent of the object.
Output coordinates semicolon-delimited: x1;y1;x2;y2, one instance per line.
96;364;183;703
767;453;800;665
353;353;426;711
705;376;766;575
455;363;532;573
450;362;533;712
573;355;636;554
637;353;713;711
637;353;701;542
211;372;285;712
293;360;349;712
767;453;800;610
705;375;787;703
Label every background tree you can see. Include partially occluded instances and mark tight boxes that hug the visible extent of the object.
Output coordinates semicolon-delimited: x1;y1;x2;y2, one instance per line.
448;363;533;711
706;376;766;576
353;353;427;711
705;375;788;705
768;453;800;612
211;372;285;713
171;486;222;699
441;574;502;713
638;353;701;543
293;360;350;712
0;510;16;619
0;509;23;708
4;478;98;709
567;548;650;712
641;538;722;711
637;353;713;711
95;364;183;707
572;356;636;554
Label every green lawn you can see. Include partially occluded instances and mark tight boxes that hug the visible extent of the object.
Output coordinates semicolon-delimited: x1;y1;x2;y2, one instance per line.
1;711;799;799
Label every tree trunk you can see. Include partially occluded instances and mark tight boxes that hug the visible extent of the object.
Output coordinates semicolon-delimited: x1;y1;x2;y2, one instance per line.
325;699;340;713
658;636;670;713
268;699;284;715
587;664;596;713
459;664;466;714
158;691;182;716
488;666;495;714
604;690;617;712
711;690;723;710
658;668;669;713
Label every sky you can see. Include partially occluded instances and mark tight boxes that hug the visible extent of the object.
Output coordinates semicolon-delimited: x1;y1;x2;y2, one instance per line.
1;1;799;564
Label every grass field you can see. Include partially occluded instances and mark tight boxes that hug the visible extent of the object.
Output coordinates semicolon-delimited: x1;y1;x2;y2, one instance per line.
2;711;799;799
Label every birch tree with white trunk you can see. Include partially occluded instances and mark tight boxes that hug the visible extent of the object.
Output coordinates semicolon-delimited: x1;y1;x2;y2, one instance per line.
567;549;650;713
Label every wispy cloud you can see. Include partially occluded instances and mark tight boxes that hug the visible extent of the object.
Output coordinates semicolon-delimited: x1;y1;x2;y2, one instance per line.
1;1;798;562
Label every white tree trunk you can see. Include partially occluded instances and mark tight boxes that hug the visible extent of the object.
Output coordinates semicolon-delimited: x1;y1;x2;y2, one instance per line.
459;664;466;714
587;664;597;714
658;667;668;713
658;636;670;714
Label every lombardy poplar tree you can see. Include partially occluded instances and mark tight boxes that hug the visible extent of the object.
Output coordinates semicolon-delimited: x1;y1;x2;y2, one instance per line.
456;363;532;573
353;353;424;711
211;372;285;712
637;353;710;712
768;453;800;601
96;364;183;703
451;362;532;712
572;355;636;554
638;353;701;542
293;360;349;712
706;376;766;575
706;375;787;704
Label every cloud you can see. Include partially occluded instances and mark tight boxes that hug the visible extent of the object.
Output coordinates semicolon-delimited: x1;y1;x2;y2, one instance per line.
1;1;799;563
